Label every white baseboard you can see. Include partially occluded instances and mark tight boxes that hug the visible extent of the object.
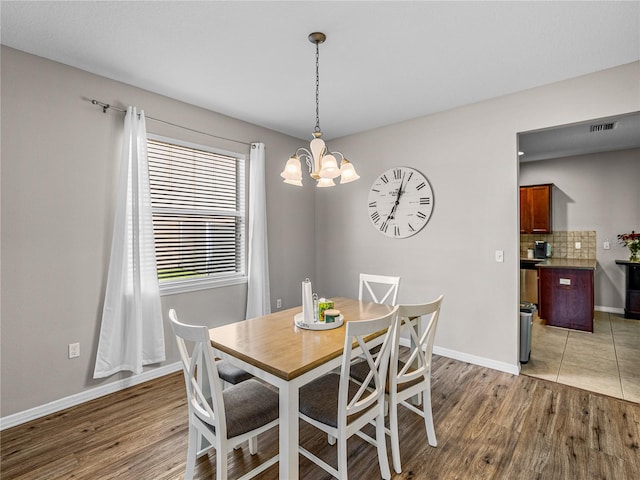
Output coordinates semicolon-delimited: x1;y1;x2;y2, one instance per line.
4;337;527;431
595;305;625;315
433;346;520;375
0;362;182;431
399;338;520;376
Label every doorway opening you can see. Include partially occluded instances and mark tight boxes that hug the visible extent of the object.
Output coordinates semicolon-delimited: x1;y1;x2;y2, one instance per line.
517;111;640;402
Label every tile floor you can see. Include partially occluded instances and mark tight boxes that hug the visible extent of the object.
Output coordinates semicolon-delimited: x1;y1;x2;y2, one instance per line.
521;310;640;403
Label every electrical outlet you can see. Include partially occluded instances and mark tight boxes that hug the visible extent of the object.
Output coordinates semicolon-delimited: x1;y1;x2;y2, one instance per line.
68;342;80;359
575;242;581;250
276;298;282;309
495;250;504;262
604;241;610;250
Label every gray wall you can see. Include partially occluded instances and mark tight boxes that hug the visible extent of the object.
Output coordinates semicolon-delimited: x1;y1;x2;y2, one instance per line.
520;149;640;309
2;45;639;419
314;61;639;369
0;46;315;417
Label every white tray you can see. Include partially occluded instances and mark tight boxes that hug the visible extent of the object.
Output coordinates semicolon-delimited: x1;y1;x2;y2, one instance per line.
294;312;344;330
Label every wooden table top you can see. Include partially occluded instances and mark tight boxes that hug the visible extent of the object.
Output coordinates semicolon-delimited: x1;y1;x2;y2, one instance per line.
209;297;395;381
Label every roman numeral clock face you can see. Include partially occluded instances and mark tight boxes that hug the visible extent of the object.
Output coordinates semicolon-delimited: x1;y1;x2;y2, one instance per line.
368;167;434;238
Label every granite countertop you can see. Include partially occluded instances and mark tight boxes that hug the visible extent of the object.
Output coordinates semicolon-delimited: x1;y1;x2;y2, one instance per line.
535;258;597;270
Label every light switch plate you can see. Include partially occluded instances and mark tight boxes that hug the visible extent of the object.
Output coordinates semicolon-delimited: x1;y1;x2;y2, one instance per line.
68;342;80;358
495;250;504;262
575;242;581;249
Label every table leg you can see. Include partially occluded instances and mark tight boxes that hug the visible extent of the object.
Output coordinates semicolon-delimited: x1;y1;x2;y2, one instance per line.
279;383;299;479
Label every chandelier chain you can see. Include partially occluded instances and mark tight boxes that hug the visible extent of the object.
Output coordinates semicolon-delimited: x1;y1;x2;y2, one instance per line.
315;41;321;133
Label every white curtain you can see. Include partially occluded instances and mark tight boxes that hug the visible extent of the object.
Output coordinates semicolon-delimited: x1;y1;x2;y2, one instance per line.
245;142;271;318
94;106;165;378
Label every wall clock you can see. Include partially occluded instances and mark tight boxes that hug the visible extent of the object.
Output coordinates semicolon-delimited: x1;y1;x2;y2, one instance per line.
368;166;434;238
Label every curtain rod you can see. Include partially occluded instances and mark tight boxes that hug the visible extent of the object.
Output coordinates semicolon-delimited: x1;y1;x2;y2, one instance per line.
90;99;251;146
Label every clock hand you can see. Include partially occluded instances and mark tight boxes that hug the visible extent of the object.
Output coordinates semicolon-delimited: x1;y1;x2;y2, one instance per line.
381;205;396;231
381;200;399;232
389;173;406;219
386;182;402;220
398;173;407;199
382;174;406;229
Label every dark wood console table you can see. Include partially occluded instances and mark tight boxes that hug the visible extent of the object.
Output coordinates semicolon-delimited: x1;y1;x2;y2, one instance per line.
615;260;640;320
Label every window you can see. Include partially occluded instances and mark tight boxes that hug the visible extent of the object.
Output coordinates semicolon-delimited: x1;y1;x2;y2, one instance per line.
147;135;246;294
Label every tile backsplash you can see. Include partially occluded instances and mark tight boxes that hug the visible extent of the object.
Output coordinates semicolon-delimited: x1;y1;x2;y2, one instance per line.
520;231;596;259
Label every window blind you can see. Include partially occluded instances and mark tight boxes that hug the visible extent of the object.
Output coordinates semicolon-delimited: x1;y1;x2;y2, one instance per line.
147;137;245;285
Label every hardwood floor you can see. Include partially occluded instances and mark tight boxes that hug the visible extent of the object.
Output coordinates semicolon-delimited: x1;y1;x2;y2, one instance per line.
2;354;639;479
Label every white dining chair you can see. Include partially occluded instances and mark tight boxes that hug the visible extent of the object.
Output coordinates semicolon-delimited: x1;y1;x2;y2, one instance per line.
297;306;398;480
387;295;444;473
359;273;401;305
349;295;443;473
168;309;279;480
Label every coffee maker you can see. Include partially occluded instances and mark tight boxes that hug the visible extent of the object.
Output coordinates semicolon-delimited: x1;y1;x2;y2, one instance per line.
534;241;551;259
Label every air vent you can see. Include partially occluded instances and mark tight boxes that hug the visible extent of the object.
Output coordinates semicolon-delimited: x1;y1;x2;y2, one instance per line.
589;122;616;132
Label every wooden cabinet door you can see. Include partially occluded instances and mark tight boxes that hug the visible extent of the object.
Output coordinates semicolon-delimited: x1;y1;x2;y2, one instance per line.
624;263;640;319
519;187;531;234
538;268;593;332
530;185;551;233
520;184;552;234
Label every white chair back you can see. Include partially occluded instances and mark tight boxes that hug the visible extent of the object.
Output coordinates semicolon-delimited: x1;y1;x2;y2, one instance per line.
339;306;398;424
391;295;444;389
169;309;227;438
359;273;401;305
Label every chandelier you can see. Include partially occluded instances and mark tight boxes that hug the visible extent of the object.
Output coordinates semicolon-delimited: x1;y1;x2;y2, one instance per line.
280;32;360;187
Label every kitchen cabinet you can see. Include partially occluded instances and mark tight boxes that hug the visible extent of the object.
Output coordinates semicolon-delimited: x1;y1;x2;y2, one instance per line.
538;266;594;332
615;260;640;319
520;184;552;234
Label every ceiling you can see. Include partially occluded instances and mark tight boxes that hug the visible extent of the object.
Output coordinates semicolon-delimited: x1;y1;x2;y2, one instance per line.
1;1;639;145
519;112;640;162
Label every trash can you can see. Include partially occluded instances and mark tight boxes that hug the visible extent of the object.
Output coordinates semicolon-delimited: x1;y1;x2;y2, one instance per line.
519;302;536;363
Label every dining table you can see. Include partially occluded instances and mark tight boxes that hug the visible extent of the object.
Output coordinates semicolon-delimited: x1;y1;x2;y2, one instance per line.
208;296;395;480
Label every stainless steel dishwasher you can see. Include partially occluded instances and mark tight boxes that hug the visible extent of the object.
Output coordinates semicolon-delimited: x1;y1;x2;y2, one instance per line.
520;260;540;304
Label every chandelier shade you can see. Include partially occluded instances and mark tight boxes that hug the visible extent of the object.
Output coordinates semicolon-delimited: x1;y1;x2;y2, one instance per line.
280;32;359;187
339;159;360;184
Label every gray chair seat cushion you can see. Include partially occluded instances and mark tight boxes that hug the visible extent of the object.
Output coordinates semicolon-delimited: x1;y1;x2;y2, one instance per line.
222;379;279;438
216;360;253;384
350;359;423;393
299;373;372;428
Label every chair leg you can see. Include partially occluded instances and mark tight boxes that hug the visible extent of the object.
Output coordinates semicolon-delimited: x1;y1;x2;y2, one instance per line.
376;411;392;480
388;398;402;474
185;424;198;480
423;385;437;447
327;433;336;445
337;434;349;480
217;443;228;480
248;435;258;454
